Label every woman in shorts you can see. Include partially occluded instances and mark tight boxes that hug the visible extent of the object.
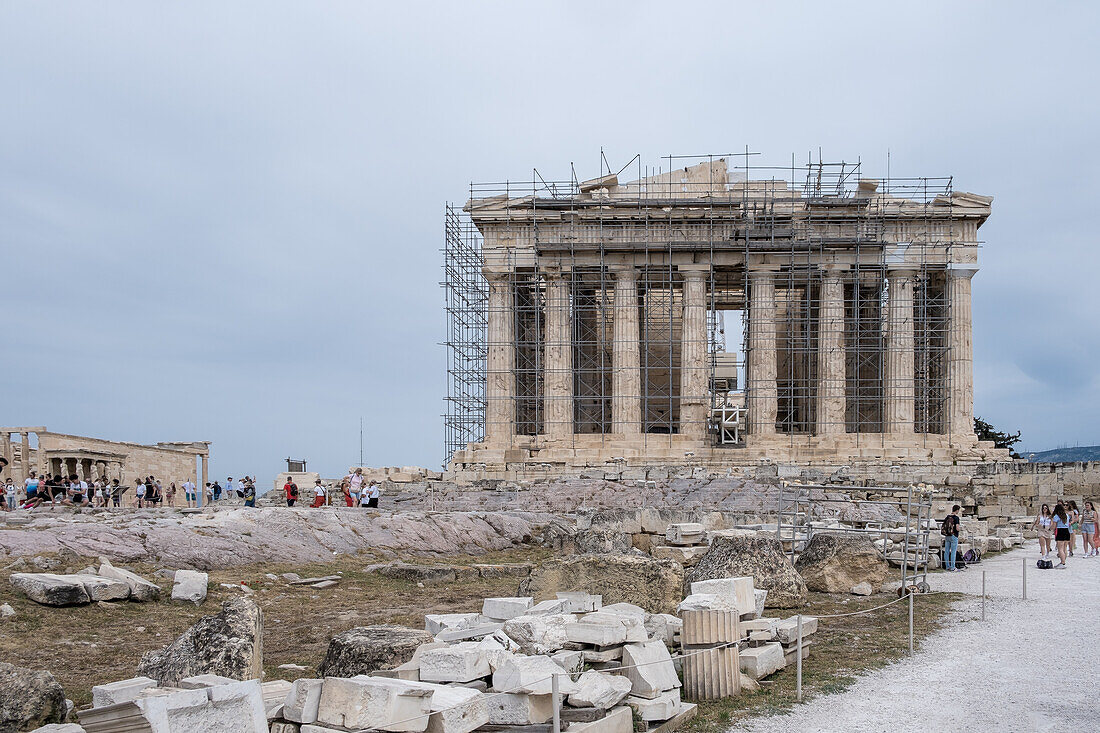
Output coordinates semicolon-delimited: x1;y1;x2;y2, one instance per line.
1067;500;1081;556
1031;503;1053;559
134;479;146;508
1081;500;1097;557
1052;503;1071;569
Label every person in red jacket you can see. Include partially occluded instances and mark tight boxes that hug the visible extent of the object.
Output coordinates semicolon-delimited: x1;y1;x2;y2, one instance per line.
284;477;299;507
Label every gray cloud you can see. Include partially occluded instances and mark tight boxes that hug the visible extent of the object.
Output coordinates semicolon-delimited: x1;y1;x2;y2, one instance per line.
3;1;1097;481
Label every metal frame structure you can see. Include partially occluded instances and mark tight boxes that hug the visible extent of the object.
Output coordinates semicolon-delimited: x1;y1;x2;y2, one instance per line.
777;481;933;590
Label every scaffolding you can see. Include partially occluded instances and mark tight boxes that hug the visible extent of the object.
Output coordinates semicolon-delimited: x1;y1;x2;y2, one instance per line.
442;152;972;469
777;481;934;591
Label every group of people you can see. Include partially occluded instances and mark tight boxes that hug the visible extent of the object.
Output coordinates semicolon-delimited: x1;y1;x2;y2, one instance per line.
3;470;171;510
1;469;261;511
1033;499;1098;568
182;476;258;508
281;468;382;509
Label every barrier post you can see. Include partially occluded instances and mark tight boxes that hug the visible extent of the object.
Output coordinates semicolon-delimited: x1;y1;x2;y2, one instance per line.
981;570;986;621
907;591;914;655
551;674;561;733
1022;557;1027;600
796;614;803;702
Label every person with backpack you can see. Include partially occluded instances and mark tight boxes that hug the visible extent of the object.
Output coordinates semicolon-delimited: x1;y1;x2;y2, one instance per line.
1052;503;1071;569
1032;503;1054;560
941;505;961;572
242;478;256;507
284;477;299;507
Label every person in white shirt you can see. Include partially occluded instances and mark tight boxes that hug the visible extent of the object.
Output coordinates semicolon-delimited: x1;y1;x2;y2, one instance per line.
134;479;146;508
311;480;327;508
4;478;15;511
348;469;365;505
182;480;196;508
367;481;381;509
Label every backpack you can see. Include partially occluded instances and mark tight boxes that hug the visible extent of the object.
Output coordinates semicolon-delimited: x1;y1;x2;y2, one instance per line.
290;484;299;498
963;548;982;564
1037;558;1053;570
941;516;953;537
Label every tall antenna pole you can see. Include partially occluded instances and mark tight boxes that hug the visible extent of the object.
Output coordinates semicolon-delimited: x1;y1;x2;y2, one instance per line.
359;417;364;467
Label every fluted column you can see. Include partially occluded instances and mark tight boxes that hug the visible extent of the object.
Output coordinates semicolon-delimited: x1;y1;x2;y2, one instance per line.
612;267;642;435
1;433;10;478
884;269;917;433
200;454;209;496
816;267;847;435
679;268;709;441
747;266;779;435
484;270;516;444
947;267;978;437
543;270;574;439
19;432;30;481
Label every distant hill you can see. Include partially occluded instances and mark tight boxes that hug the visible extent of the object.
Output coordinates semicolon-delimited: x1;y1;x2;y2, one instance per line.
1025;446;1100;463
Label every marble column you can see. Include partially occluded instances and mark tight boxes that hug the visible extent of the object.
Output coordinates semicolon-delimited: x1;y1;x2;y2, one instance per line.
679;268;709;441
19;432;30;480
1;433;9;478
947;267;978;437
542;270;574;439
201;454;209;495
612;267;642;435
747;267;779;435
816;267;848;435
484;270;516;444
884;269;917;434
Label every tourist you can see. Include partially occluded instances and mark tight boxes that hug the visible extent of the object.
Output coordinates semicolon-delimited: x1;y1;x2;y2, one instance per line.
182;477;196;508
24;471;39;505
366;480;381;509
226;476;235;500
1081;500;1097;557
109;479;122;508
1067;500;1081;556
348;468;365;506
1052;502;1071;568
4;477;16;511
134;478;146;508
284;476;299;507
358;487;371;508
310;479;326;508
66;474;86;506
1032;503;1053;559
146;477;160;506
93;481;106;507
204;482;214;505
340;480;353;508
165;482;176;507
243;479;256;508
941;505;961;571
212;480;222;502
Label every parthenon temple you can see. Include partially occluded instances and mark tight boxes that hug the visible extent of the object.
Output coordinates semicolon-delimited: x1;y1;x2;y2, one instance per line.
443;154;1009;481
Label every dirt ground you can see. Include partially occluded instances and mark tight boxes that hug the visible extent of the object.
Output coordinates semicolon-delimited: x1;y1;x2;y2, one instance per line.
0;548;550;707
2;549;956;723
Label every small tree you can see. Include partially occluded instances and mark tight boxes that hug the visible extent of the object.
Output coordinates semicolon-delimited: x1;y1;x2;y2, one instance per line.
974;416;1022;458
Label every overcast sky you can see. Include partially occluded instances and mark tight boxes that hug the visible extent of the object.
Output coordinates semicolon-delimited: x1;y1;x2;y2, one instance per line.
3;1;1097;482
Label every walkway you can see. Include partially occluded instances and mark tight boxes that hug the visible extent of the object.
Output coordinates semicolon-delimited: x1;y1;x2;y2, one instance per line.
738;546;1100;733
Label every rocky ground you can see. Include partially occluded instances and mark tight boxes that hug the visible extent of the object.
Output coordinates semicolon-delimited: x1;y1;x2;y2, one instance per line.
0;507;551;569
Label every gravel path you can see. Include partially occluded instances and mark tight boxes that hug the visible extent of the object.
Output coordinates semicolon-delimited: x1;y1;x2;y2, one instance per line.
739;546;1100;733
